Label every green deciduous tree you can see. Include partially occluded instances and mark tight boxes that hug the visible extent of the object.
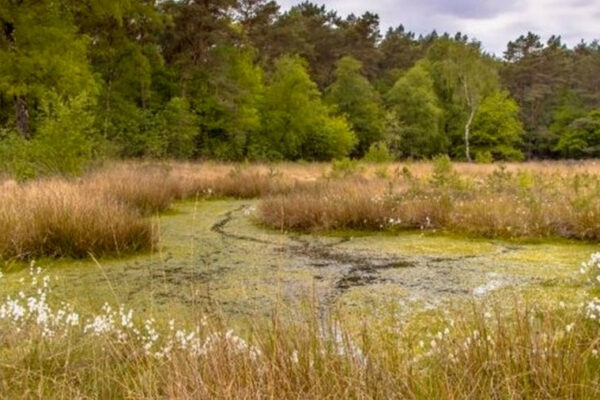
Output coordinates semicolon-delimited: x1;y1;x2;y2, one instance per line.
0;92;97;179
325;56;384;156
470;91;524;160
151;97;198;159
427;39;500;161
555;109;600;158
191;46;264;160
256;55;356;160
0;0;97;137
385;61;444;158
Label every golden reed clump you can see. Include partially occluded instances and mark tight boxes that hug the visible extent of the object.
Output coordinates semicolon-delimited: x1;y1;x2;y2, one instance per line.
3;160;600;260
260;162;600;240
0;179;153;259
0;161;297;260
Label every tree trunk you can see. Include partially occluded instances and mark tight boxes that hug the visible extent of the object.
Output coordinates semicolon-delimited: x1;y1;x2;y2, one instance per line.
462;78;475;162
15;95;30;139
464;106;475;162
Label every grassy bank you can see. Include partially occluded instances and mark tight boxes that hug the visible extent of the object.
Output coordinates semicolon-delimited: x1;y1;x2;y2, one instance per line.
0;162;294;260
260;159;600;240
3;160;600;260
0;258;599;399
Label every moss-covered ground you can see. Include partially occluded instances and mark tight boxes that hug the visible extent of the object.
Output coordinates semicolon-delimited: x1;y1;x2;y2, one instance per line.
1;199;596;328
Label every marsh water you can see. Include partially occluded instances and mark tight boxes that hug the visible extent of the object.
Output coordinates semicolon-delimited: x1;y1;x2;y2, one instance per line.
2;199;595;324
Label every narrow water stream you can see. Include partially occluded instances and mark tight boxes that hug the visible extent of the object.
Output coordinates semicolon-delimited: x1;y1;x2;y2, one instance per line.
0;200;593;323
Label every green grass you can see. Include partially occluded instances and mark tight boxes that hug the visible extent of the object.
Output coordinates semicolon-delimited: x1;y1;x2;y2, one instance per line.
1;197;599;398
1;198;595;326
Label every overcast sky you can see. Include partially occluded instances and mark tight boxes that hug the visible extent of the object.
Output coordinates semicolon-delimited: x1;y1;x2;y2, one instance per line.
278;0;600;56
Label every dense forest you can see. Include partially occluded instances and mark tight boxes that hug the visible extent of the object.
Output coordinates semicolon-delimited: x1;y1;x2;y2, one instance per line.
1;0;600;177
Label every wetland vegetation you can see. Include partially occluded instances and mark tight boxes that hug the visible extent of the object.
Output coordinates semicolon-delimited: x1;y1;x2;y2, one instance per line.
1;161;600;398
2;0;600;397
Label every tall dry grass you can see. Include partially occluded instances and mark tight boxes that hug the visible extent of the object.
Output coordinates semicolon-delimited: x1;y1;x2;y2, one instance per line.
260;163;600;240
0;162;299;260
3;160;600;260
1;291;598;399
0;180;153;259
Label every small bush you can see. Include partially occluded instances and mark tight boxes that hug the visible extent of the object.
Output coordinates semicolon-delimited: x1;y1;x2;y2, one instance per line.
328;157;363;179
374;166;389;179
431;154;459;187
362;141;393;163
475;150;493;164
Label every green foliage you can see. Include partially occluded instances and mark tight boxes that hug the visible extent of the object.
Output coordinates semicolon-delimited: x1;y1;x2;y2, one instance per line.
325;56;385;156
258;55;356;160
427;39;501;160
431;154;458;187
362;141;393;163
0;0;97;138
328;157;363;178
195;46;264;160
501;34;578;158
153;97;198;159
0;1;97;101
1;0;600;166
0;93;98;179
471;91;524;160
475;151;493;164
555;109;600;158
374;165;390;179
0;130;28;178
385;61;445;158
549;91;586;142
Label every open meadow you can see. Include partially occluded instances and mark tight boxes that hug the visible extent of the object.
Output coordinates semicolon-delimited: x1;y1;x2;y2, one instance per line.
1;160;600;398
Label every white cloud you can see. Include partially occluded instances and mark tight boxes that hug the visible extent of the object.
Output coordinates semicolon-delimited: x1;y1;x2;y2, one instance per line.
277;0;600;56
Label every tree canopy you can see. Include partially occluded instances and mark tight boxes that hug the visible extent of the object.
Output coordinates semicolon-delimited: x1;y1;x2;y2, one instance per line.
1;0;599;176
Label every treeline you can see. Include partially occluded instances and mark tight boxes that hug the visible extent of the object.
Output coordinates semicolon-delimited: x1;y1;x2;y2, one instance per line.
1;1;600;176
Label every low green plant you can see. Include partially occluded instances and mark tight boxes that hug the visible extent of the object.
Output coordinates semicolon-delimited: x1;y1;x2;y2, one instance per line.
475;150;493;163
374;166;390;179
431;154;459;187
328;157;363;178
362;141;393;163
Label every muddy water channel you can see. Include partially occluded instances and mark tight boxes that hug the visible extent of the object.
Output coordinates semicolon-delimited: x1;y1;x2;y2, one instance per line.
2;200;597;324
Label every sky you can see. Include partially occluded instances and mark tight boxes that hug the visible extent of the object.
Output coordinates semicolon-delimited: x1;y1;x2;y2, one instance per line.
277;0;600;56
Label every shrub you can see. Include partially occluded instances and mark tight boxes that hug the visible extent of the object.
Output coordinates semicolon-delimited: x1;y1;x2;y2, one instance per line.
431;154;459;187
475;150;493;164
362;141;393;163
328;158;363;179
